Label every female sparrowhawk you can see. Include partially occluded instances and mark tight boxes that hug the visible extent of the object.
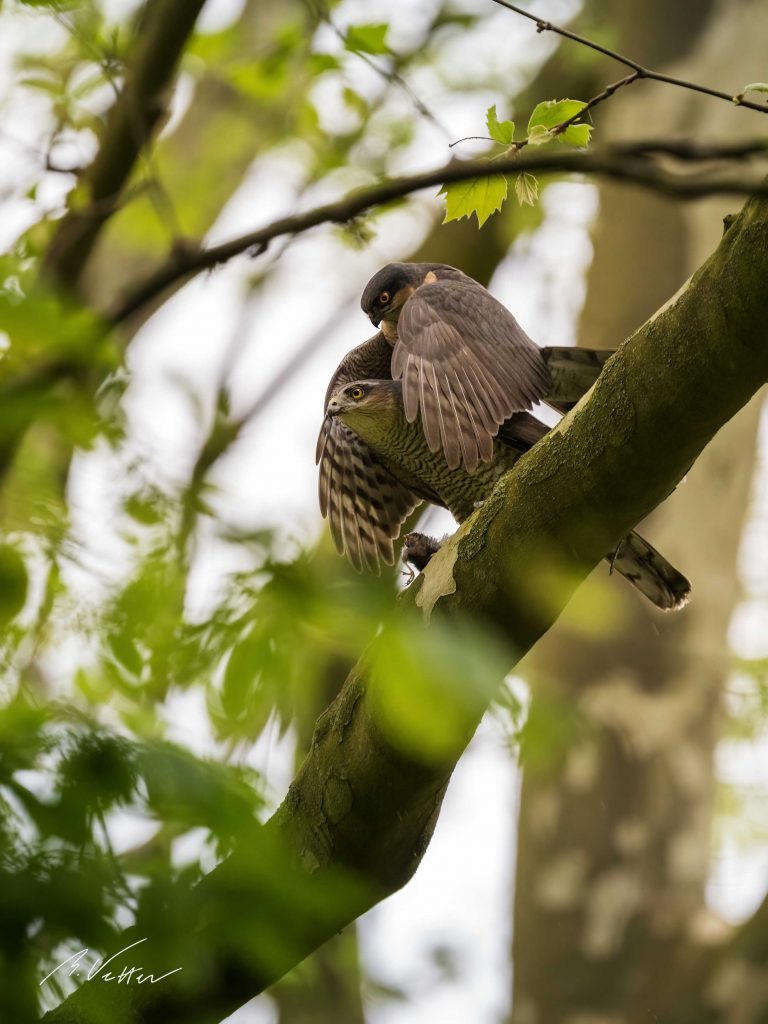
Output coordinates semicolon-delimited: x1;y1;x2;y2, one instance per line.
322;378;690;611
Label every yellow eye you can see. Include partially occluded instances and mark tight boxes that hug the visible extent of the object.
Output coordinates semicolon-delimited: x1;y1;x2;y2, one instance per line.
378;291;390;305
350;386;364;400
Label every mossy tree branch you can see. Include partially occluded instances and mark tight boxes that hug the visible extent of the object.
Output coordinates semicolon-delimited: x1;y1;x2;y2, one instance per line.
43;189;768;1024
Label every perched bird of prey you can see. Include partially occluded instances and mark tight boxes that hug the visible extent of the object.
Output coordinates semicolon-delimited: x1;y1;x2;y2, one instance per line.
316;261;612;574
320;378;690;611
357;262;614;471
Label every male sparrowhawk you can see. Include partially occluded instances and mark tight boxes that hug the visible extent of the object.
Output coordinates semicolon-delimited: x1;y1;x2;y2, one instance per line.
359;262;613;472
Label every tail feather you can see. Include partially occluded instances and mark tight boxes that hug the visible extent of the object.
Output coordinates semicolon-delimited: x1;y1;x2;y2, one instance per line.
542;346;615;413
607;531;690;611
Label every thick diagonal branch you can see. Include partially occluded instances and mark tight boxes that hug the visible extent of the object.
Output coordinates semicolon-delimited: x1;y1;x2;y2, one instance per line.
43;189;768;1024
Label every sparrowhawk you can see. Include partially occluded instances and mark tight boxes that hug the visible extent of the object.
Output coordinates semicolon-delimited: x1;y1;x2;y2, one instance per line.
359;262;614;472
322;378;690;611
316;262;614;573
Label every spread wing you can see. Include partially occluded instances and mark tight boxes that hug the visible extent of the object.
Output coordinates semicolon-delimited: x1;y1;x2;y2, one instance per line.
316;415;420;573
391;280;551;472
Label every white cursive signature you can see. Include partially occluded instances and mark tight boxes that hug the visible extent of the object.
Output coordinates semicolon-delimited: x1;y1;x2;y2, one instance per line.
40;937;182;987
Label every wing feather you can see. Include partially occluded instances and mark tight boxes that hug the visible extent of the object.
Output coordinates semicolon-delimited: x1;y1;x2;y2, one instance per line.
402;353;420;422
393;279;551;470
316;416;420;573
435;369;468;471
418;357;442;453
458;366;498;439
451;371;491;468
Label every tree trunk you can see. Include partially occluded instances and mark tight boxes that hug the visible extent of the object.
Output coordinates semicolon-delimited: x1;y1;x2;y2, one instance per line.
511;1;767;1020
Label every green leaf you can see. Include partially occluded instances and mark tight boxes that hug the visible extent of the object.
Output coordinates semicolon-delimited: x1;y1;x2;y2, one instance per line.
560;122;592;147
528;98;587;133
486;104;515;145
342;86;369;118
514;172;539;206
141;742;262;837
370;615;509;763
107;630;143;678
742;82;768;94
344;23;389;56
439;174;508;227
526;124;551;146
19;74;60;94
309;52;341;75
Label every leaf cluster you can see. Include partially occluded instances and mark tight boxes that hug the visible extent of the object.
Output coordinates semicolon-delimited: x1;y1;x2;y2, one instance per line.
441;99;593;225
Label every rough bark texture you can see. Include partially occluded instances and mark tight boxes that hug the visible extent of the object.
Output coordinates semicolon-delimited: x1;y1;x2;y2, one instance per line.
42;177;768;1023
270;657;368;1024
511;1;768;1021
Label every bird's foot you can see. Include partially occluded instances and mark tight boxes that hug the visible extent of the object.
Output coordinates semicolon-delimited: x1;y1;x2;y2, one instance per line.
402;531;444;574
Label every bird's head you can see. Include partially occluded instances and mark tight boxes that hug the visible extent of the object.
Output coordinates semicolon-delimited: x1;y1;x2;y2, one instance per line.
326;380;402;433
361;262;449;327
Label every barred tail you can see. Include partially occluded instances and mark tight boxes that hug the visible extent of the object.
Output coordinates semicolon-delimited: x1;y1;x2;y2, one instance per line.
542;346;615;413
608;531;690;611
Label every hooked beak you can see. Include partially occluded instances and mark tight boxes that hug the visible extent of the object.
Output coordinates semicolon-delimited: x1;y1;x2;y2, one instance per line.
368;312;381;327
327;396;344;417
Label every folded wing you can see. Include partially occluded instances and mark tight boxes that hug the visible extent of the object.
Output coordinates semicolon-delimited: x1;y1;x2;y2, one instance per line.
392;280;551;472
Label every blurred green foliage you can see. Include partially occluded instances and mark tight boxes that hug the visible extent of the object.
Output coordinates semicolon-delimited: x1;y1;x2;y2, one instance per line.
0;0;655;1020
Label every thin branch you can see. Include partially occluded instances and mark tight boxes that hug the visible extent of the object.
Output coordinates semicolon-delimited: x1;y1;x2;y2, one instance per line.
489;0;768;114
309;0;451;138
109;140;768;324
331;22;450;138
550;72;639;135
182;298;359;508
449;72;639;150
232;299;358;428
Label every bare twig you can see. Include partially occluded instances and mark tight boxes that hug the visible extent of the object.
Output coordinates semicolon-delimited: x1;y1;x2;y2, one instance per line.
310;0;451;138
174;294;359;564
489;0;768;115
109;139;768;324
347;44;451;139
233;298;358;427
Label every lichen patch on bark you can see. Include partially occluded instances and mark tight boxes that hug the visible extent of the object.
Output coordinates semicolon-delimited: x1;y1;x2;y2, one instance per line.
415;540;458;622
